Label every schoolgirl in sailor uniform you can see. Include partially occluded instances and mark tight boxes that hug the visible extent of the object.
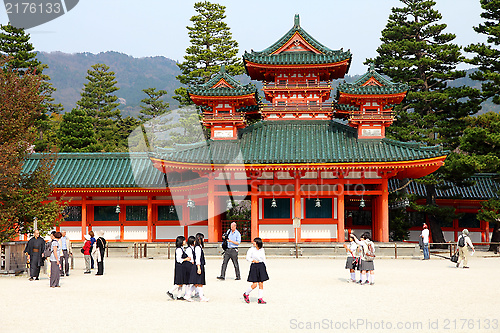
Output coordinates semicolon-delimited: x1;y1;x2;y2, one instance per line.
180;236;195;300
343;234;359;282
351;233;375;285
167;236;189;300
243;237;269;304
187;233;208;302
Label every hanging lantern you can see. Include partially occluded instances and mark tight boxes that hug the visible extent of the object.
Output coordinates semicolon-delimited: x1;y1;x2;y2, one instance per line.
315;197;321;208
115;204;121;214
359;198;365;208
271;198;277;208
404;197;410;207
187;198;195;208
226;199;233;210
169;205;175;214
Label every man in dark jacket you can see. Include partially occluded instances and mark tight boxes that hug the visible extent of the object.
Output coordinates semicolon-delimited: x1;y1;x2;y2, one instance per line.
24;230;45;281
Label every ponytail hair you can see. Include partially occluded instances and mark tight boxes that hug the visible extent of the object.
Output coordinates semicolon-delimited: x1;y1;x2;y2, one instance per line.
195;233;204;248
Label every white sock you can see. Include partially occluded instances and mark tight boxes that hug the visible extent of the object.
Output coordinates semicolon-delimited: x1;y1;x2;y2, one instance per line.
366;272;370;281
361;273;366;282
350;272;355;280
185;285;193;298
168;286;177;294
370;274;375;284
245;287;253;295
258;289;263;299
197;286;204;298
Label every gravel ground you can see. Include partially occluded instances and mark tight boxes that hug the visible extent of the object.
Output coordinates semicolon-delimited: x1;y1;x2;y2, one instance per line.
0;254;498;333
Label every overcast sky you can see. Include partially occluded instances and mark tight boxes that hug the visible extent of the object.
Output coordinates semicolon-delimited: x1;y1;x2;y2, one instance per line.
0;0;487;74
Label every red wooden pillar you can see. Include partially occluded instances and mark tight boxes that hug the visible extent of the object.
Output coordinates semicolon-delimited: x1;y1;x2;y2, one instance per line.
81;197;87;240
207;176;216;243
337;183;345;242
483;221;490;242
294;176;301;242
379;178;389;242
183;198;190;239
213;196;221;242
147;195;153;242
119;196;124;241
251;178;259;241
372;195;378;241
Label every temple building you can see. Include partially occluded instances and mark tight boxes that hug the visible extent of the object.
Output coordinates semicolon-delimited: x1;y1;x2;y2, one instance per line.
20;15;497;244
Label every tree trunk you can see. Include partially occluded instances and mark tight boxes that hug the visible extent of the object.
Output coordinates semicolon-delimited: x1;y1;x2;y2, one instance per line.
425;183;447;249
489;222;500;252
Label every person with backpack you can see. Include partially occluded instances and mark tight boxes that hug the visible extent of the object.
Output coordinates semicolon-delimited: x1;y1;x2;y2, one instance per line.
456;229;475;268
217;222;241;281
351;232;375;285
49;231;62;287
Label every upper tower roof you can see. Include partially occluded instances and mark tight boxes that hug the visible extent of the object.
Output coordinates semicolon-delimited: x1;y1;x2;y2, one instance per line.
188;65;258;98
243;15;352;81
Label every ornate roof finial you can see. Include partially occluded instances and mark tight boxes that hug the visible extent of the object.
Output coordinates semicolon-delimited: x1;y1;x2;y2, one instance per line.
294;14;300;28
220;64;226;73
369;63;375;71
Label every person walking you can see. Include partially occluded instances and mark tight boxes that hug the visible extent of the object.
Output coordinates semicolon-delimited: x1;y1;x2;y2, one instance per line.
188;233;208;302
89;230;96;270
83;235;92;274
49;232;62;288
456;229;475;269
167;236;190;300
420;224;430;260
95;230;106;276
243;237;269;304
24;230;45;281
217;222;241;280
59;230;72;276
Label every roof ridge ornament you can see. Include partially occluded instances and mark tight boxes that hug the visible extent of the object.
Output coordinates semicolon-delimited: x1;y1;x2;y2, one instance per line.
220;64;226;73
294;14;300;28
369;63;375;72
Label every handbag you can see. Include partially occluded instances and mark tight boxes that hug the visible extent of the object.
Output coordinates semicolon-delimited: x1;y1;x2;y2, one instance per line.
221;230;230;251
80;248;85;254
351;257;359;269
450;251;459;263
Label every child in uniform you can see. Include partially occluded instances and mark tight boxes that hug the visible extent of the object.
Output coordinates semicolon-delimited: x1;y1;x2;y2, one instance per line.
343;234;359;282
183;236;196;301
167;236;190;300
243;237;269;304
188;233;208;302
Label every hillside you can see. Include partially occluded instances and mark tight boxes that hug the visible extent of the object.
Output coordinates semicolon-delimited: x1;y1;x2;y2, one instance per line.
38;51;499;117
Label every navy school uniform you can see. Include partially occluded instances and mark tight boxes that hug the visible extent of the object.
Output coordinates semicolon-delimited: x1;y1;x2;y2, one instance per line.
174;247;188;285
181;246;194;284
189;245;206;285
246;246;269;283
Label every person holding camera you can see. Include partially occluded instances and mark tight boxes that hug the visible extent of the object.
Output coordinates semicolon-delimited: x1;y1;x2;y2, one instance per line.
217;222;241;280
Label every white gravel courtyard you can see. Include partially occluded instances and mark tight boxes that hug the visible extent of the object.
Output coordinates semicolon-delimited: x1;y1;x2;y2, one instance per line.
0;255;498;333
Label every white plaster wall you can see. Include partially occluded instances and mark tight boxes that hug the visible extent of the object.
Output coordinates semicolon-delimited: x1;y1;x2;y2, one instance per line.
300;224;337;239
123;226;147;240
156;226;184;240
188;225;209;238
88;226;120;240
259;224;295;239
62;227;82;241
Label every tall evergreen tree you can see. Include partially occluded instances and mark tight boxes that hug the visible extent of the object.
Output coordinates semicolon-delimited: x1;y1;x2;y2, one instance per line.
58;108;101;152
465;0;500;105
367;0;482;243
76;63;121;151
0;23;63;152
139;87;170;148
174;1;244;105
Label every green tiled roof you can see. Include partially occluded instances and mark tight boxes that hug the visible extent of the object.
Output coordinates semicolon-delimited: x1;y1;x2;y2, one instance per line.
337;64;409;96
188;65;258;97
389;174;500;200
154;120;446;164
243;15;351;66
22;153;165;188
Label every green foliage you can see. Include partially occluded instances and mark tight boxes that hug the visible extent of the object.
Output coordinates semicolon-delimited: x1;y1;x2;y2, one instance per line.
165;108;205;146
76;63;122;151
465;0;500;105
0;23;63;152
58;108;101;152
225;200;251;220
0;56;64;241
174;1;244;105
139;88;170;148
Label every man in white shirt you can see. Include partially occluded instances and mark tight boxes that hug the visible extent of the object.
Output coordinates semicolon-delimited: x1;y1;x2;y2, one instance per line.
457;229;475;268
420;224;430;260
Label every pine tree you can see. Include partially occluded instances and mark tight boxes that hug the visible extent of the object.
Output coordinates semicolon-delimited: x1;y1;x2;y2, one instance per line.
0;23;63;152
58;108;101;152
465;0;500;105
367;0;482;244
139;87;170;148
174;1;244;105
76;63;121;151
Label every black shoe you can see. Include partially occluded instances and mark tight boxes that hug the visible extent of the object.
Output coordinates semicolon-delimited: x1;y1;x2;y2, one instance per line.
66;274;70;276
35;277;39;280
84;271;91;274
235;277;241;280
217;276;225;280
166;291;175;300
177;296;185;301
29;277;33;281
